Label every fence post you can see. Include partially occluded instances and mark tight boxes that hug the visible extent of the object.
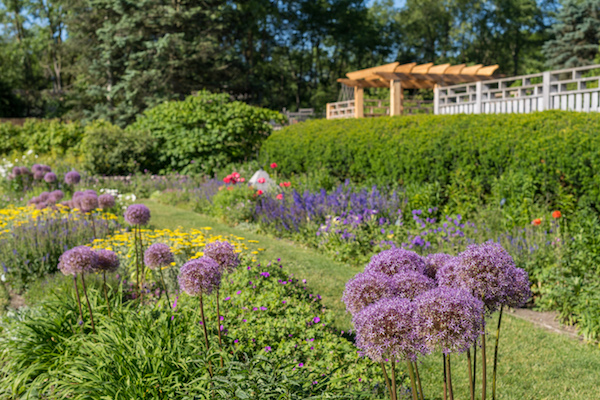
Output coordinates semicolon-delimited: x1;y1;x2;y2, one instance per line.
326;103;332;120
354;87;364;118
542;71;551;111
434;84;440;115
475;81;483;114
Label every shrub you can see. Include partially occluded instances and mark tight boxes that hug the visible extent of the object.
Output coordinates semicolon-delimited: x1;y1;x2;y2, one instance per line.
80;120;159;175
0;122;26;155
21;119;84;155
260;111;600;213
129;91;285;175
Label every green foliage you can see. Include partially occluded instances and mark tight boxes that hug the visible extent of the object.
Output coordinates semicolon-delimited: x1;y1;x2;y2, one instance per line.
80;120;158;175
0;260;387;399
543;0;600;68
130;92;284;175
210;185;258;224
0;122;26;154
0;119;83;156
261;111;600;214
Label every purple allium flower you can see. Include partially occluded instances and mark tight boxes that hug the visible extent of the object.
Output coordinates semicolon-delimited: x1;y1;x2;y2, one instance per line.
49;190;64;203
58;246;99;276
36;202;48;210
124;204;151;226
95;249;120;273
424;253;455;280
12;166;22;176
33;170;45;180
365;248;426;276
342;271;393;315
144;243;174;270
39;191;50;202
354;297;426;362
204;241;240;273
438;242;518;312
98;194;116;209
79;194;99;213
65;170;81;185
84;189;97;196
178;257;222;296
41;165;51;172
389;270;436;300
505;268;531;308
414;287;484;354
44;172;57;183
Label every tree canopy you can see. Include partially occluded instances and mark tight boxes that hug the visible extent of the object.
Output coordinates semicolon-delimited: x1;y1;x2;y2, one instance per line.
1;0;598;121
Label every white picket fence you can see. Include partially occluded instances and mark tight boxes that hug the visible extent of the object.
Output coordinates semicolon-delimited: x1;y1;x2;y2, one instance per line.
435;64;600;115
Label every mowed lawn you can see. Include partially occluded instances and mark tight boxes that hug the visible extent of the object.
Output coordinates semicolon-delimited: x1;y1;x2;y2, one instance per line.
146;200;600;400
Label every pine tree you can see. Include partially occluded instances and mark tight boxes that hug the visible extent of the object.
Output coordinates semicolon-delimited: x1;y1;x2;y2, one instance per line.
543;0;600;69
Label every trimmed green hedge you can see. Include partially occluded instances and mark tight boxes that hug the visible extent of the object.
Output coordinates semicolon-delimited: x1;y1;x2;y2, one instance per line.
261;111;600;210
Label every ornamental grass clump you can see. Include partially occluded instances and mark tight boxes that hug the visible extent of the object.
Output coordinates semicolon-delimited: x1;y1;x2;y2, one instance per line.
58;246;99;333
94;249;120;317
124;204;151;293
178;257;223;376
144;243;174;305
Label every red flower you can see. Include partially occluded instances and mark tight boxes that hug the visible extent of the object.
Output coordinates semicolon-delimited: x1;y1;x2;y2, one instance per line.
531;218;542;226
239;177;245;183
270;163;278;169
223;176;231;184
232;172;240;179
279;181;291;188
258;177;266;184
256;190;263;195
276;193;283;200
552;210;562;219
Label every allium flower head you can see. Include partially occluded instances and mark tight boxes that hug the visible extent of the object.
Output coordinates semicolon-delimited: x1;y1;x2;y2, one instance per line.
95;249;120;273
33;170;45;180
84;189;97;196
414;287;484;354
144;243;174;270
39;192;50;202
80;194;99;213
506;268;531;308
204;241;239;273
354;297;426;362
389;270;436;300
65;170;81;185
98;194;116;209
49;190;64;203
178;257;222;296
36;202;48;210
342;271;393;315
58;246;99;276
32;164;42;173
44;172;57;183
365;248;426;276
124;204;151;226
424;253;455;280
12;166;22;176
440;242;517;312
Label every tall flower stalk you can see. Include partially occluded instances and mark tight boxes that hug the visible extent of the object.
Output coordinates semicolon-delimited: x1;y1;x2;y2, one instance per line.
124;204;151;295
178;257;222;378
94;249;120;318
144;243;175;307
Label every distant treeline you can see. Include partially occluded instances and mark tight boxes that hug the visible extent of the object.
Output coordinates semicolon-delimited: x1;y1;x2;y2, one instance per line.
0;0;599;122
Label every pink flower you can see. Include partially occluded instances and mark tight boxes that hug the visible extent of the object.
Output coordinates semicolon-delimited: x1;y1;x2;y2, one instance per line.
232;172;240;179
239;177;245;182
270;163;278;169
223;176;231;184
279;181;291;188
276;193;283;200
257;190;263;195
258;177;266;184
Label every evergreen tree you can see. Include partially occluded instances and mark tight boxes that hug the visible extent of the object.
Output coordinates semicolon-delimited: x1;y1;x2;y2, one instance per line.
543;0;600;68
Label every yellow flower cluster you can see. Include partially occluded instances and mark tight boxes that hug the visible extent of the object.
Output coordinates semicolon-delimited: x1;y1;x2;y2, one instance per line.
0;205;118;239
90;227;262;262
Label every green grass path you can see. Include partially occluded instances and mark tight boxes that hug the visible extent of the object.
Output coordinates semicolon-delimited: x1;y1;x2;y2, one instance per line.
146;200;600;400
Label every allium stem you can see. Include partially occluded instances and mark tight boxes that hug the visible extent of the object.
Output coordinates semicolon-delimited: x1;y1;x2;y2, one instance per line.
90;214;96;239
159;267;171;307
443;354;447;400
134;227;140;294
199;292;213;377
413;361;424;400
447;354;454;400
380;362;393;400
80;272;96;334
103;271;111;318
216;290;224;368
473;344;477;393
73;275;84;332
406;361;418;400
390;360;398;400
492;306;504;400
481;332;487;400
467;348;474;400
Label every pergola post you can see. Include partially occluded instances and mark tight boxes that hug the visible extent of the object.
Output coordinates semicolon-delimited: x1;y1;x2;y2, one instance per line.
390;80;403;116
354;86;364;118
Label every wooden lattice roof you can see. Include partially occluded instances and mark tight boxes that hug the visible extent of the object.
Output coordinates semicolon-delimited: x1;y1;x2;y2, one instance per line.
337;62;500;89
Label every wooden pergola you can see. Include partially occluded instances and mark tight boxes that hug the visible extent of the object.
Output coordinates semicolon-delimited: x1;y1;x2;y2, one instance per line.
330;62;500;118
